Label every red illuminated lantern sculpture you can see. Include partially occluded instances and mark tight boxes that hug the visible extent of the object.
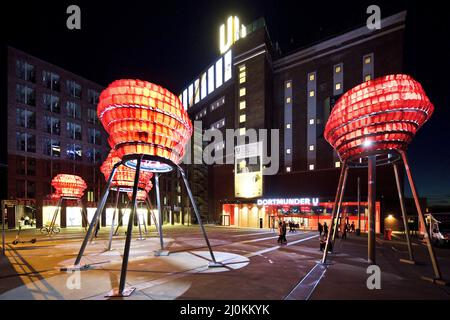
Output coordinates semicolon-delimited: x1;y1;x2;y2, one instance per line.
97;79;192;172
321;74;442;282
127;181;153;202
51;174;87;199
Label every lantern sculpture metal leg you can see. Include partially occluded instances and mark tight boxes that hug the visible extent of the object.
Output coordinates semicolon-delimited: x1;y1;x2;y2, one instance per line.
136;204;144;241
48;197;62;235
400;150;442;281
70;163;119;269
393;162;415;264
176;164;221;267
153;173;168;256
115;201;129;236
332;167;349;243
115;156;142;297
322;160;347;263
367;156;376;265
146;195;162;239
107;190;121;251
79;200;89;232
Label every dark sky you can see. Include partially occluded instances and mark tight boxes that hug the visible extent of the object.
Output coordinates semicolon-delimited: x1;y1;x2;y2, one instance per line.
2;0;450;206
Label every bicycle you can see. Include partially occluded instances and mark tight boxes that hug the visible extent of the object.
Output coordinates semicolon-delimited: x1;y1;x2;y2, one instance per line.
40;225;61;235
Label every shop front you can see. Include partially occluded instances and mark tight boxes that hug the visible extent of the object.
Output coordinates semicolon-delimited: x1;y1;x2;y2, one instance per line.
221;198;381;233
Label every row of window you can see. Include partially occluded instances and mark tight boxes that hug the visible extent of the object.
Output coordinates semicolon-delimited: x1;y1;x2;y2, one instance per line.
237;64;247;136
15;133;102;162
180;50;233;109
16;108;101;143
194;96;226;120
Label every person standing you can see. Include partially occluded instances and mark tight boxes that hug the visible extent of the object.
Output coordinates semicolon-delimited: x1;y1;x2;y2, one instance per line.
323;222;329;237
277;221;283;244
282;221;288;244
318;222;323;236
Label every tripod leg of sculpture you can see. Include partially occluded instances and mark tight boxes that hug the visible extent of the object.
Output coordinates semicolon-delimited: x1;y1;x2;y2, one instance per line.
368;155;376;265
49;198;62;235
400;150;442;280
107;190;120;251
78;199;88;232
147;195;161;238
117;156;142;296
154;173;165;252
141;202;148;235
115;202;128;236
136;204;143;240
393;162;415;263
322;159;347;264
177;165;220;266
72;164;119;268
332;167;349;243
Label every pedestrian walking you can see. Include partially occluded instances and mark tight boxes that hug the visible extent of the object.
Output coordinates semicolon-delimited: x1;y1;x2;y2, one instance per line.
281;221;288;244
323;222;329;236
350;221;355;233
318;222;323;236
277;221;283;244
342;224;347;239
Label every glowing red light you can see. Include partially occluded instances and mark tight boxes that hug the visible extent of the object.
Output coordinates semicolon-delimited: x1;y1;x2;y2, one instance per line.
126;181;153;202
51;174;87;199
324;74;434;161
97;79;193;171
100;150;153;191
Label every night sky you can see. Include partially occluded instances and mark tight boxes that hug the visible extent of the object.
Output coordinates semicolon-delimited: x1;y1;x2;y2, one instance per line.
2;0;450;206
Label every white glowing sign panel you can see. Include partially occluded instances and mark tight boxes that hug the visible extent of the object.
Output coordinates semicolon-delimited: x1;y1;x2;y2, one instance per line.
224;50;232;82
219;16;246;54
208;66;215;94
215;57;223;89
200;73;207;100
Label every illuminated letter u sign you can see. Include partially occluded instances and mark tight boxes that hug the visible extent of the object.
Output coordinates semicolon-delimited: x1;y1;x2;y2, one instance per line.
220;16;246;54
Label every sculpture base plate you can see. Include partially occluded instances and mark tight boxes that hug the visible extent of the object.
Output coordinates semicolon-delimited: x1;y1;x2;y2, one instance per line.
105;287;136;297
154;249;170;256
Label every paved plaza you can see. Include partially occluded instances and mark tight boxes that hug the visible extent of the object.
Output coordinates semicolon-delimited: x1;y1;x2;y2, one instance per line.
0;225;449;300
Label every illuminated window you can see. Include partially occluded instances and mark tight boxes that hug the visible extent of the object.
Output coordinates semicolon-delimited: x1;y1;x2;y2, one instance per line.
309;118;315;125
286;97;291;104
286;81;291;88
364;55;372;64
239;88;246;97
200;73;207;99
335;83;341;91
309;164;315;171
239;64;246;72
210;96;226;112
239;76;246;84
286;148;291;154
194;79;200;104
188;84;194;107
286;123;291;129
215;57;223;88
335;65;341;73
208;65;215;94
286;166;291;172
239;127;246;135
224;50;232;82
335;161;341;168
239;101;246;110
239;114;246;123
182;89;188;110
309;90;315;97
309;145;315;151
309;74;315;81
365;74;372;81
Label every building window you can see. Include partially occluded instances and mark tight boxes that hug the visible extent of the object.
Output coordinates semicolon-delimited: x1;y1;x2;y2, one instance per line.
44;138;60;157
208;65;215;94
88;128;101;145
224;50;232;82
364;55;372;64
16;84;35;106
66;122;82;140
88;89;99;105
309;90;315;97
335;161;341;168
87;108;98;124
309;164;315;171
66;143;82;161
210;118;226;130
365;74;372;82
239;101;246;110
239;65;246;72
44;116;60;135
239;114;246;123
286;81;291;88
309;145;315;151
335;83;341;91
239;128;246;135
335;65;342;73
215;57;223;89
16;132;36;153
239;68;246;84
286;97;291;104
16;108;36;129
43;94;60;113
86;148;101;163
43;71;60;91
66;101;81;119
66;80;82;99
309;74;315;81
16;60;35;82
195;108;207;120
286;148;291;154
210;96;225;112
286;123;291;129
200;73;207;99
309;118;315;125
194;78;200;104
239;88;246;97
286;166;291;173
